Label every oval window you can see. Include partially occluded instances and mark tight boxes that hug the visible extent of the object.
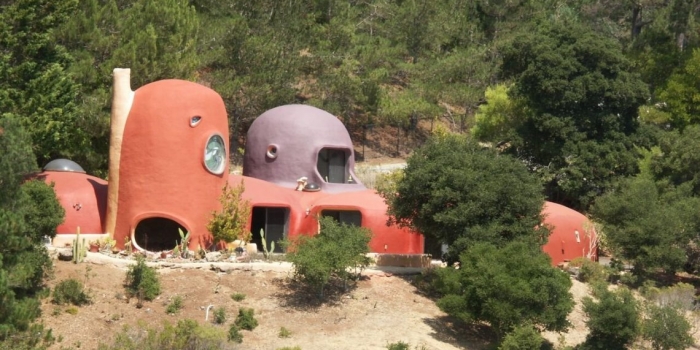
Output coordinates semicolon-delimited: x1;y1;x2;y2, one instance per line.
204;134;226;174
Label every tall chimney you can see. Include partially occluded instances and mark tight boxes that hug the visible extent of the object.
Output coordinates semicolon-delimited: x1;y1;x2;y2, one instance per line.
105;68;134;237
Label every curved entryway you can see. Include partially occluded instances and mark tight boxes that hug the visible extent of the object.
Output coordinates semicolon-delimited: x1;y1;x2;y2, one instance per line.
134;217;186;252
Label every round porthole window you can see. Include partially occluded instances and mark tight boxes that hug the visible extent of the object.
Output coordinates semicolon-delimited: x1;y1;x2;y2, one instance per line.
266;144;278;159
204;134;226;174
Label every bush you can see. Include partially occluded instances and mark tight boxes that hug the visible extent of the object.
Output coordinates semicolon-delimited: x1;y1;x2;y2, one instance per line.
227;324;242;343
213;307;226;324
436;242;573;337
166;296;183;314
52;279;91;306
386;341;410;350
207;181;251;244
570;257;608;283
97;319;229;349
641;303;693;350
278;327;291;338
234;308;258;331
125;256;161;301
581;287;639;350
642;282;696;311
285;216;371;296
498;324;544;350
230;292;246;302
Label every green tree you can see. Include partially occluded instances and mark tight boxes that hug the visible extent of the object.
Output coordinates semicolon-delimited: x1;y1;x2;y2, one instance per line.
591;176;700;273
285;216;371;297
54;0;200;175
471;84;526;143
380;135;547;263
437;242;573;338
0;116;62;348
500;21;649;210
581;286;640;350
0;0;88;168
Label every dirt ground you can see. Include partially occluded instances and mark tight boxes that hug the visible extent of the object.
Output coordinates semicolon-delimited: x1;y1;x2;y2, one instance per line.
42;258;495;350
40;253;612;350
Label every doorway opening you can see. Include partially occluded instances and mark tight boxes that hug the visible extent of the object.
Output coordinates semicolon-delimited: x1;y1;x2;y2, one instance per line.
134;217;185;252
250;207;288;253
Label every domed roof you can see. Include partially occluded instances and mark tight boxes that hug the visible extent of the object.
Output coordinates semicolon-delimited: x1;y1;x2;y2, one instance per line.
43;159;86;173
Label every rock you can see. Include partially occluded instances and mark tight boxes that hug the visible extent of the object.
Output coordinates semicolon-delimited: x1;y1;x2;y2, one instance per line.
58;249;73;261
205;251;222;262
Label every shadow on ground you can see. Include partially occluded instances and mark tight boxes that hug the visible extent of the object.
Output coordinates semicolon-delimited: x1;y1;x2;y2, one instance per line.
270;277;359;311
422;316;494;350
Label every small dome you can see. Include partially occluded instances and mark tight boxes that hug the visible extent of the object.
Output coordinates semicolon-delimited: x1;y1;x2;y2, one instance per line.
43;159;86;173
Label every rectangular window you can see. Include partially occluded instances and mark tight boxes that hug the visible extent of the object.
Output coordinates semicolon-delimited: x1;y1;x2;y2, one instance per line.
317;148;347;183
321;210;362;227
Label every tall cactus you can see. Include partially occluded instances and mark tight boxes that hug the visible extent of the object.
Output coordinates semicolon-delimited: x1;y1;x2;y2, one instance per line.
260;228;275;259
72;226;86;263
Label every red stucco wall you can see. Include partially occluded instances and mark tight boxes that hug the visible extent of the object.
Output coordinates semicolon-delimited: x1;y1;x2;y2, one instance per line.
113;80;229;250
542;201;597;266
38;171;107;235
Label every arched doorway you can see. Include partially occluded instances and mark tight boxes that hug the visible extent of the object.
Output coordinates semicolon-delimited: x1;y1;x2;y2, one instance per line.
134;217;186;252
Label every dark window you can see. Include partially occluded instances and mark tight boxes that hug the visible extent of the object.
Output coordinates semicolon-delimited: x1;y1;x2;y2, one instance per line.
317;148;347;183
250;207;288;253
321;210;362;227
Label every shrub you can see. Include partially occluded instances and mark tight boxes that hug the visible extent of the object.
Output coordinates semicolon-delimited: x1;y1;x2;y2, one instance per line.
642;282;696;311
278;327;291;338
581;287;639;349
230;292;246;302
207;181;251;244
386;341;410;350
641;303;693;350
52;279;91;306
436;242;573;337
498;324;544;350
97;319;228;349
213;307;226;324
166;296;183;314
285;216;371;296
125;256;161;301
234;308;258;331
570;257;608;283
227;324;242;343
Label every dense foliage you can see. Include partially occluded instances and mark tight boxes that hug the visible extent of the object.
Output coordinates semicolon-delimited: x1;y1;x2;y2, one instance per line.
381;135;546;262
581;287;640;350
437;242;573;338
207;181;252;244
285;216;371;297
124;256;161;301
0;117;63;347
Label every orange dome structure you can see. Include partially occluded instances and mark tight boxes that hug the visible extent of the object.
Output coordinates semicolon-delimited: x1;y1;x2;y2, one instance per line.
542;201;598;266
36;160;107;244
107;71;229;251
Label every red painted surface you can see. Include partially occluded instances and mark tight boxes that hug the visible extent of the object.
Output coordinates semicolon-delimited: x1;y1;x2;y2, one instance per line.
35;171;107;234
113;80;229;250
541;201;597;266
230;174;423;254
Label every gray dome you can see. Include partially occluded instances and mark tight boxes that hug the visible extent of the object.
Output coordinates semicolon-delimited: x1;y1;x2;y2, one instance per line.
42;159;85;173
